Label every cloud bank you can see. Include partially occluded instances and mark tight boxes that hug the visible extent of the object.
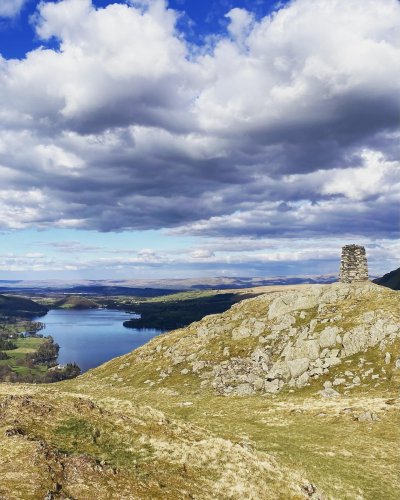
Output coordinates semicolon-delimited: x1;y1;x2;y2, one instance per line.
0;0;399;244
1;236;398;277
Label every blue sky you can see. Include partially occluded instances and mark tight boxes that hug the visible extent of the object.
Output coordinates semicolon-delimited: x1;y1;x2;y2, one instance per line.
0;0;398;280
0;0;284;59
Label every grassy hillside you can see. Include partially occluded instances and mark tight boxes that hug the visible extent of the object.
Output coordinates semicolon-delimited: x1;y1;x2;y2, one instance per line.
0;282;399;499
53;295;100;310
0;294;48;318
373;267;400;290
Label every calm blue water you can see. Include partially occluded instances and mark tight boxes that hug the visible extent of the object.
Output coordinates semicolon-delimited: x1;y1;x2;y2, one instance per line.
37;309;163;372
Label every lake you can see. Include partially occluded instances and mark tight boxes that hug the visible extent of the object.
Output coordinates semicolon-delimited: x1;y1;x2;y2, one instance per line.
37;309;163;372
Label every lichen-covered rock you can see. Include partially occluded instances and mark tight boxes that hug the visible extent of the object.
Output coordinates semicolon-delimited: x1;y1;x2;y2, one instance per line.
234;383;254;396
309;367;324;377
268;289;324;320
192;361;206;373
232;318;266;339
318;388;340;398
251;347;270;366
286;358;310;379
342;326;370;356
355;411;379;422
266;361;291;381
323;357;341;368
319;326;340;348
264;379;284;393
271;314;296;332
253;377;265;391
285;340;320;361
231;324;252;340
333;377;346;386
296;372;310;388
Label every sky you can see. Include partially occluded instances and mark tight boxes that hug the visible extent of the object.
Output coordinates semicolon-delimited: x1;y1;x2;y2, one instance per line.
0;0;399;280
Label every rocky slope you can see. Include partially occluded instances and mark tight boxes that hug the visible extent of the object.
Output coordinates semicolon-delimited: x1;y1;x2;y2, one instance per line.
92;282;400;398
0;282;399;499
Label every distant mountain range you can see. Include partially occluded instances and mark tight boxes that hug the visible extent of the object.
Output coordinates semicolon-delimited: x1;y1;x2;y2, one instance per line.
0;275;337;295
373;267;400;290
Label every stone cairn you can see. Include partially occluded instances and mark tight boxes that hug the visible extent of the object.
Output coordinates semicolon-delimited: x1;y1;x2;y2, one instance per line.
339;244;369;283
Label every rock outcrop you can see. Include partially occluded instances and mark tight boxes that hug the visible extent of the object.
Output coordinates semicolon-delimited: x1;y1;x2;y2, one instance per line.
128;282;400;397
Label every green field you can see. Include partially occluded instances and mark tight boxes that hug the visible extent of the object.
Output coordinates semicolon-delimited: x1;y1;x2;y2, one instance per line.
0;336;47;376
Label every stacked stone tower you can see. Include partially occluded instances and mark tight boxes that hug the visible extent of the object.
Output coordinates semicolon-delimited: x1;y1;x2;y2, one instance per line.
339;244;369;283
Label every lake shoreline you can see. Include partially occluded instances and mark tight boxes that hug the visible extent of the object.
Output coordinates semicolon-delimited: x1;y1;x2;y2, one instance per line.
36;308;163;372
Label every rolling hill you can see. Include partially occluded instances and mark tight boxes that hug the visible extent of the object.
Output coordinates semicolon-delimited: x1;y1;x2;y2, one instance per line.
0;282;399;499
373;267;400;290
0;294;48;318
53;296;100;310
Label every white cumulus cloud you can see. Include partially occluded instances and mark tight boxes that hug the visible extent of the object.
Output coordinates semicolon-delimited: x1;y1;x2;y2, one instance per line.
0;0;398;245
0;0;26;18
